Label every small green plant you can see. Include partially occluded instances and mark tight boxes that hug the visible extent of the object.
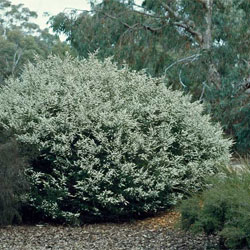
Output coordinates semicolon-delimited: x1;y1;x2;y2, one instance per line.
179;158;250;249
0;130;29;225
0;54;232;224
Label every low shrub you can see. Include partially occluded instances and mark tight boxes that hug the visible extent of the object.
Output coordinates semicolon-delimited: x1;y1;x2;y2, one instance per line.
0;54;231;224
179;160;250;249
0;130;29;225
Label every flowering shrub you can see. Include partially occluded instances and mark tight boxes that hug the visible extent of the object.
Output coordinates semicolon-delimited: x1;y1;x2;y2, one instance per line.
0;54;232;224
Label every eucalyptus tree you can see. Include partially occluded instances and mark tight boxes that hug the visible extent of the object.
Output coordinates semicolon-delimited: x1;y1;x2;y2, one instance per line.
49;1;249;85
0;0;74;85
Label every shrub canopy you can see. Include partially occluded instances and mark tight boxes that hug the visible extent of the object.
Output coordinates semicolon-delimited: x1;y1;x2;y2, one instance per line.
0;54;232;223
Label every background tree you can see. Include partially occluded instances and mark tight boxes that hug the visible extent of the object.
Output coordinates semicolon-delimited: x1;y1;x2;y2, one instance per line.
49;0;250;154
0;0;75;85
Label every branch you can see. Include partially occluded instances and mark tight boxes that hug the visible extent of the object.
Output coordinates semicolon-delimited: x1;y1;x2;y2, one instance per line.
63;7;91;13
131;3;145;10
102;12;133;29
12;48;22;75
164;53;201;73
240;76;250;94
199;81;206;101
161;3;180;19
118;23;140;46
63;6;163;19
179;69;187;88
161;3;203;44
64;6;165;35
63;7;134;30
103;12;164;34
242;59;250;68
131;9;165;19
194;0;207;9
63;5;197;39
142;24;166;33
5;58;10;72
118;22;165;46
173;22;203;44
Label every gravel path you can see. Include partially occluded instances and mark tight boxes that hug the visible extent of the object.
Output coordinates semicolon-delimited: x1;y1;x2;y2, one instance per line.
0;211;220;250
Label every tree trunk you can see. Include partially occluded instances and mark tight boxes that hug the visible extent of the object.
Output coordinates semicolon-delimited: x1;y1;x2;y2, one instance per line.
202;0;221;89
202;0;213;50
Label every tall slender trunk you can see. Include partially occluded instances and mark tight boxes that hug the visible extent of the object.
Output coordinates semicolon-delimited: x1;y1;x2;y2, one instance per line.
202;0;213;50
202;0;221;89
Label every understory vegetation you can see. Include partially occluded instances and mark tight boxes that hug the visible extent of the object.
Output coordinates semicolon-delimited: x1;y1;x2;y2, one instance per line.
179;158;250;249
0;130;29;225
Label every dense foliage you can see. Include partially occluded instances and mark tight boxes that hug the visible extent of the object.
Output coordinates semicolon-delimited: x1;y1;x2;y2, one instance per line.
0;55;231;224
179;162;250;249
49;0;250;154
0;130;29;225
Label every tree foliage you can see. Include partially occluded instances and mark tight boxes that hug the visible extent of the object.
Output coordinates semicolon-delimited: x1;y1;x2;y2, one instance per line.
49;0;250;154
0;0;74;85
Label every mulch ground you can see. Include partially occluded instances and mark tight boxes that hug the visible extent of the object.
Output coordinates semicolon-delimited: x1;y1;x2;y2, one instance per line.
0;210;220;250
